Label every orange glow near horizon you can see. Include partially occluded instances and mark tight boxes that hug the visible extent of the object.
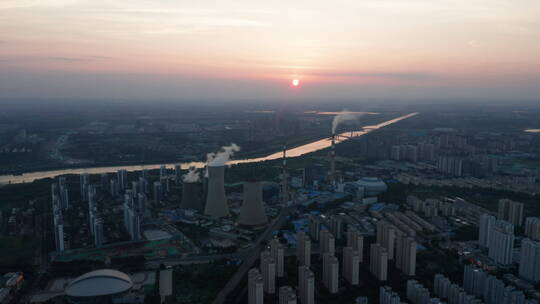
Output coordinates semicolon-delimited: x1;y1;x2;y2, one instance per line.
1;0;540;99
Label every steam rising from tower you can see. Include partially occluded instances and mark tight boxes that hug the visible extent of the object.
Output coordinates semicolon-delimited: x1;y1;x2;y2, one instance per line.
206;143;240;167
183;167;200;183
331;109;362;134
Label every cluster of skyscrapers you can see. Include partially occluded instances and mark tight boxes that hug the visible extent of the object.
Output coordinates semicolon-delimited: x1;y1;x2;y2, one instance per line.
52;165;180;252
478;214;515;265
247;223;367;304
498;199;524;226
379;286;405;304
461;264;538;304
52;177;69;252
390;143;435;163
248;238;287;304
370;220;417;281
86;184;104;248
478;201;540;282
406;279;443;304
434;273;480;304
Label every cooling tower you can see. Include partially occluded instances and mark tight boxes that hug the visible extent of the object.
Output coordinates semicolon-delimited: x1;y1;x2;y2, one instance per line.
238;181;268;226
180;181;203;212
204;165;229;218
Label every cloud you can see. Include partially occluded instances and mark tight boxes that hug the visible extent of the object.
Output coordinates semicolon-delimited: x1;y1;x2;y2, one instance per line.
46;56;88;62
46;55;111;62
1;55;112;63
307;70;437;81
0;0;78;10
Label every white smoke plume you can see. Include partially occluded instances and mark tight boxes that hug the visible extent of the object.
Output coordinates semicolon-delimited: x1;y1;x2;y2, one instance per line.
206;143;241;167
331;109;364;134
183;167;200;182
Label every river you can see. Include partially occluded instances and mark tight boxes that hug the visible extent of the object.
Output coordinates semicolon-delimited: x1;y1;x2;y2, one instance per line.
0;112;417;185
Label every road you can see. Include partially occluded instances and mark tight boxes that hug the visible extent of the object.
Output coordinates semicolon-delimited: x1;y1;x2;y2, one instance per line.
212;207;292;304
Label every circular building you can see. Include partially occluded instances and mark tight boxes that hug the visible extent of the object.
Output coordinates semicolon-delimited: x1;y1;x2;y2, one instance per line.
65;269;133;303
356;177;387;196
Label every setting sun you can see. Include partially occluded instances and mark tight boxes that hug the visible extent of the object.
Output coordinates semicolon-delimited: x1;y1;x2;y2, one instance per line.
292;79;300;87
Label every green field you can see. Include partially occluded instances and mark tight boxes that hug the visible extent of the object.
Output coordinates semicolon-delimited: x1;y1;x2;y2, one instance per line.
169;262;238;304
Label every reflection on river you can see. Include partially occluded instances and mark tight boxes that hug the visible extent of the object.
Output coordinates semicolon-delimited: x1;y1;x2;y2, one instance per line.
0;113;417;185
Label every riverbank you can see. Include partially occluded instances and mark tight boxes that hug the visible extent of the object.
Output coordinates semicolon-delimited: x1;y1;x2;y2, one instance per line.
0;112;417;185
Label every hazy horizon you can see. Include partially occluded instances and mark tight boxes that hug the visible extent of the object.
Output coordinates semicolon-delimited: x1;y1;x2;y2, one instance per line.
2;0;540;100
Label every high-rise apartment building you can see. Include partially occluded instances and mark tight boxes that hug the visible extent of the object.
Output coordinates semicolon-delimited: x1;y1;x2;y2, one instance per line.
498;199;524;226
270;238;285;277
298;266;314;304
479;214;496;248
488;225;515;265
261;251;276;294
525;217;540;240
377;221;396;260
279;286;297;304
342;246;360;285
296;232;311;267
320;229;335;256
370;243;388;281
248;268;264;304
379;286;403;304
519;238;540;282
395;232;417;276
347;228;364;262
322;253;339;293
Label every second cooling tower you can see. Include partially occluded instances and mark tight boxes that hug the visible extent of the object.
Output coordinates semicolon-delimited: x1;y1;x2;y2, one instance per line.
180;181;203;212
238;181;268;226
204;165;230;218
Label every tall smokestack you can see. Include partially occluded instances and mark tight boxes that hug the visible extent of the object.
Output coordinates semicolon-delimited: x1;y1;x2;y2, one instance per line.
238;181;268;226
281;144;288;206
330;133;336;187
180;181;203;212
204;165;229;218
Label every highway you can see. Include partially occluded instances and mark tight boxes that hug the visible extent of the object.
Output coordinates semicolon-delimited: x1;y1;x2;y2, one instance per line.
212;206;291;304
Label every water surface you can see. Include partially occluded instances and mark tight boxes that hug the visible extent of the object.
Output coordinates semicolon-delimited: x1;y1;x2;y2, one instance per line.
0;112;417;185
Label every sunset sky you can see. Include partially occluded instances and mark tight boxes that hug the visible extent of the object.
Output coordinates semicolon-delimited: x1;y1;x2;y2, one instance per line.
1;0;540;100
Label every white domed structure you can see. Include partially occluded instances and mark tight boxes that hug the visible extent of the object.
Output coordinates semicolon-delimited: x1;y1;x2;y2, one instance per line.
65;269;133;301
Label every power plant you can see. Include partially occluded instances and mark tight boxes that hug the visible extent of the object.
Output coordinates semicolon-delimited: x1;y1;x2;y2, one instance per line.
204;165;230;218
238;181;268;226
180;181;203;212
